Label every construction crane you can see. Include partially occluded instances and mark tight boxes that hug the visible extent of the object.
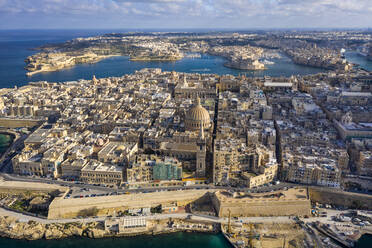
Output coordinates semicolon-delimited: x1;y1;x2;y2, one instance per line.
249;223;254;248
247;223;260;248
227;209;232;233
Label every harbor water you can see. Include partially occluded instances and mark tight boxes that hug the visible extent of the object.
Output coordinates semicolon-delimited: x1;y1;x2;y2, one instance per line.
0;232;232;248
0;133;12;154
0;29;329;88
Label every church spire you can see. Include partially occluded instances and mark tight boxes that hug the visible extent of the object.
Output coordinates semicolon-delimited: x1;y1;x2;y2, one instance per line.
92;75;98;85
181;75;188;88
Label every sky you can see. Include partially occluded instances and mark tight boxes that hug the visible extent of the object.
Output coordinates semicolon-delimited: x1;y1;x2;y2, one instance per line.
0;0;371;30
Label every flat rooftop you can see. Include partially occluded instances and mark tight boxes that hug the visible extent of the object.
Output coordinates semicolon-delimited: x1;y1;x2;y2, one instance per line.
82;160;122;173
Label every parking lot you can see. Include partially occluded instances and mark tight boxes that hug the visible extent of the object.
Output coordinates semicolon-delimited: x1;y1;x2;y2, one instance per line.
64;187;129;199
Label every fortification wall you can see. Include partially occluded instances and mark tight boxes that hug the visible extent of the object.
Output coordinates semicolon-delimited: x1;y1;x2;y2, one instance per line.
0;118;43;128
343;177;372;190
48;190;210;219
0;181;67;195
212;188;311;217
309;187;372;210
215;199;310;217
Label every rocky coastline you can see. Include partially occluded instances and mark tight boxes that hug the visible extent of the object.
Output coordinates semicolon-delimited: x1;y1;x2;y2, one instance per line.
283;50;350;71
25;52;119;76
0;216;101;240
0;215;217;241
24;52;184;75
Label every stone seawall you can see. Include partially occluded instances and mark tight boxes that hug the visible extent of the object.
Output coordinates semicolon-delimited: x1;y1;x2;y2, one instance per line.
0;181;67;195
309;187;372;209
48;190;210;219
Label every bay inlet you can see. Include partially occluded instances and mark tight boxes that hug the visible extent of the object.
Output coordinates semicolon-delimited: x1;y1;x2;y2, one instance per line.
0;29;329;88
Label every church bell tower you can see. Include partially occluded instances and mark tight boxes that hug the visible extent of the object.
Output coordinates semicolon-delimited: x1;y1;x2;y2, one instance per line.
196;121;206;178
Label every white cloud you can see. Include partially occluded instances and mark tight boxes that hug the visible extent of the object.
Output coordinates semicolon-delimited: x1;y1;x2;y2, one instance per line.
0;0;371;28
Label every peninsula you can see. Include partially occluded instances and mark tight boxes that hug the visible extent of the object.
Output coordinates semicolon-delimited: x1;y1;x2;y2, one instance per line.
25;52;119;76
24;33;273;75
23;31;371;75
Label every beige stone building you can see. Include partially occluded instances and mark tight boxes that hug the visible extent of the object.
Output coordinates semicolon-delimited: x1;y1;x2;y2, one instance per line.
97;141;138;164
60;158;88;179
80;160;123;186
286;163;341;188
125;162;152;183
12;152;43;176
125;154;183;184
213;139;278;188
334;113;372;141
241;163;278;188
217;77;241;92
356;151;372;176
174;76;216;99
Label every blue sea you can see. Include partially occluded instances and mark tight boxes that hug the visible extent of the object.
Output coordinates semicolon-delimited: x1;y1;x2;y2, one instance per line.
355;234;372;248
0;231;370;248
0;29;332;89
1;30;371;89
0;233;232;248
345;51;372;72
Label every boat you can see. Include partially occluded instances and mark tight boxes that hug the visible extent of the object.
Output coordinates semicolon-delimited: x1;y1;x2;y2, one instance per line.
358;52;368;57
185;53;202;58
261;59;274;65
356;47;369;57
190;68;211;72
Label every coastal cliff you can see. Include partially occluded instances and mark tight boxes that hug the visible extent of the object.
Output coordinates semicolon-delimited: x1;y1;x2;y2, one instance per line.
0;215;217;241
0;216;105;240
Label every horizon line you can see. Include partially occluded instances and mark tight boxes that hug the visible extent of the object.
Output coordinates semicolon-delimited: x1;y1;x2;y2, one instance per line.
1;27;372;32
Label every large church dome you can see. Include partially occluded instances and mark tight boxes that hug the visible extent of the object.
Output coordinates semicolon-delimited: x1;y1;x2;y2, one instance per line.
185;98;211;131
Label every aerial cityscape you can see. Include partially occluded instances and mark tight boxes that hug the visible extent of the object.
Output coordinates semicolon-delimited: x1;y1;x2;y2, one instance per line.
0;1;371;248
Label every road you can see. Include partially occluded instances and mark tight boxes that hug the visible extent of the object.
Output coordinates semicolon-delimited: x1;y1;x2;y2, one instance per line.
0;206;296;226
0;132;27;173
0;172;297;196
301;208;372;233
0;206;106;224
